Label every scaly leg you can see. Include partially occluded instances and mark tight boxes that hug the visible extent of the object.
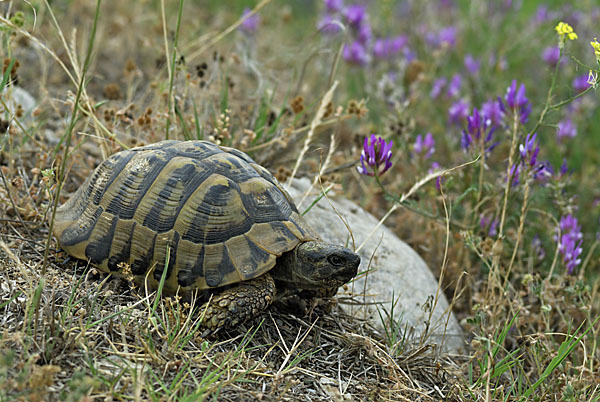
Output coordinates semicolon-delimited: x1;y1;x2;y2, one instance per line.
201;273;275;330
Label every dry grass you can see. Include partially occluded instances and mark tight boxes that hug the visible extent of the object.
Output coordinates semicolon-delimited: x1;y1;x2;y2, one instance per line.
0;1;460;400
0;234;455;400
2;1;600;401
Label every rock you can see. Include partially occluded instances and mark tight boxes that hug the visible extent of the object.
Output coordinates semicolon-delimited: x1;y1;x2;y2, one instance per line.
3;86;36;118
285;178;465;353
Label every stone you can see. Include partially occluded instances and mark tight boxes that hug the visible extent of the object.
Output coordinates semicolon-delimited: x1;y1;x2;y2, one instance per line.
3;86;36;118
285;177;465;353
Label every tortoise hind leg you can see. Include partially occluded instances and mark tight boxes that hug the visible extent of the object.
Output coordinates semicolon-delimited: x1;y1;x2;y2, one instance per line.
201;273;275;330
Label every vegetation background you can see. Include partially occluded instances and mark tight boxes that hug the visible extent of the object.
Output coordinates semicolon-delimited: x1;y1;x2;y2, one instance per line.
0;0;599;400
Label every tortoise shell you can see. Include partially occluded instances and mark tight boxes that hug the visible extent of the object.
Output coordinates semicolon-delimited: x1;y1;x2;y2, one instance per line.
54;140;317;294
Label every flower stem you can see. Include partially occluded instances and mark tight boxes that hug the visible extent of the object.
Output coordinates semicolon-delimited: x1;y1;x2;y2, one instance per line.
503;177;530;287
497;112;520;242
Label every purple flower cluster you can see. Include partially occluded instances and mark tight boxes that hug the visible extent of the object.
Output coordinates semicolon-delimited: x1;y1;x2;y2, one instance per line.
446;74;462;98
448;98;470;125
430;71;465;100
519;133;540;167
425;26;457;48
510;133;555;185
464;54;480;75
572;74;591;93
480;214;499;237
430;77;447;99
239;8;260;34
428;161;444;190
461;107;498;153
481;98;504;127
319;2;372;65
373;36;407;60
357;134;393;176
413;133;435;159
343;42;369;66
320;1;413;65
324;0;343;12
501;80;532;124
556;118;577;141
555;215;583;274
541;46;561;67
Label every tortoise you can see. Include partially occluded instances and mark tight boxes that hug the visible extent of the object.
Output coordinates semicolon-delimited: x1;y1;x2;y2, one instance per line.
53;140;360;329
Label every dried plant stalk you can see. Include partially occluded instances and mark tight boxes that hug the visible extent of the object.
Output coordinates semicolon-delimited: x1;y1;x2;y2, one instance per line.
287;80;338;186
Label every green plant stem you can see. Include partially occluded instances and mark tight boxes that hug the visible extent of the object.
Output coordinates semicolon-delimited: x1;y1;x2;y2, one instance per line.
374;174;468;231
42;0;102;275
490;111;520;295
528;48;594;138
503;177;530;288
473;131;486;225
497;112;520;243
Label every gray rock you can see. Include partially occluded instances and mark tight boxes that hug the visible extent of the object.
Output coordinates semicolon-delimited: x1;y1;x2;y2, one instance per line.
285;178;465;353
3;86;36;118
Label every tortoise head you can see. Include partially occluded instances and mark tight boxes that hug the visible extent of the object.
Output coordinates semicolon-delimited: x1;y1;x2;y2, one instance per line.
274;241;360;291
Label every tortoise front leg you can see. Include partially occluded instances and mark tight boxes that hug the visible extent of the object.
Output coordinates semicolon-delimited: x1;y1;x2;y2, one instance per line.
200;273;276;330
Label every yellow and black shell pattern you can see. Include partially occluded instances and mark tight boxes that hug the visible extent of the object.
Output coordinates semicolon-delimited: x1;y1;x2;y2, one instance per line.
53;140;317;294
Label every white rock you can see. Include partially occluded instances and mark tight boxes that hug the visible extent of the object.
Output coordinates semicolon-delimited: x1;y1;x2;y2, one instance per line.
3;86;36;118
285;177;464;353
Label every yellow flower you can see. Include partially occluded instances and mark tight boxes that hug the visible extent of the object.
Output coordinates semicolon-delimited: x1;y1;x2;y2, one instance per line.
591;38;600;61
555;22;578;40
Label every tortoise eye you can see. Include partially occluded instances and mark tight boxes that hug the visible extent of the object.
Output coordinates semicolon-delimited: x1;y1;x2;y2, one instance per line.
328;255;344;266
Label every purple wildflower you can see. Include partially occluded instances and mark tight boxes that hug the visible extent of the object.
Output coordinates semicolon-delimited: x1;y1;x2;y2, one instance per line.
403;47;416;62
239;8;260;34
479;214;489;230
488;219;499;237
343;41;369;65
555;214;583;274
541;46;561;67
424;30;438;47
373;36;407;59
560;158;569;177
479;214;498;237
505;80;528;109
439;26;457;47
357;134;393;176
448;98;469;125
430;77;447;99
556;118;577;141
464;54;481;75
414;133;435;159
460;130;472;150
446;74;462;98
428;161;444;190
534;5;550;24
532;160;554;183
462;107;498;153
324;0;344;13
573;74;591;93
502;80;532;123
481;98;504;127
509;162;521;186
519;132;539;167
357;20;372;43
343;4;366;27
